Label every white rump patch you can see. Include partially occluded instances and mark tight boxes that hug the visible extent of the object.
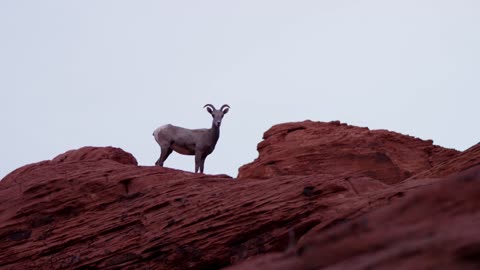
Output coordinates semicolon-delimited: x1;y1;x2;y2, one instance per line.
153;124;170;137
157;124;169;131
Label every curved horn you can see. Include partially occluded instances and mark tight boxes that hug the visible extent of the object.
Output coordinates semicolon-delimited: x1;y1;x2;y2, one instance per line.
220;104;230;111
203;104;216;110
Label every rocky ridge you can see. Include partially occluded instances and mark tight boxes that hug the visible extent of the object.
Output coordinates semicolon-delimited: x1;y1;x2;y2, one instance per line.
1;121;479;270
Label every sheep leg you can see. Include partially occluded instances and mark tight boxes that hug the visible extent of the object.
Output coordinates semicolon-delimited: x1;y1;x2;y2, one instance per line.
199;156;207;173
157;147;172;166
194;152;203;173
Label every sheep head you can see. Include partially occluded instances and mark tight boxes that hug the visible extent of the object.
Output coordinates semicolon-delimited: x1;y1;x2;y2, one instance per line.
204;104;230;127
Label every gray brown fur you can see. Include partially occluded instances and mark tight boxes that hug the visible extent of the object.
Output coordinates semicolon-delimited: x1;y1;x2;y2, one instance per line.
153;104;230;173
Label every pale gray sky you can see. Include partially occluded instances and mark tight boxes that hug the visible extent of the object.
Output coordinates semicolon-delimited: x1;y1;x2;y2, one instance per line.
1;1;479;179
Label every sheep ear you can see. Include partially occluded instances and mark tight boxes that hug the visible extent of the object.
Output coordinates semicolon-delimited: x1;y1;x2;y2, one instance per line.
222;108;229;114
206;107;213;114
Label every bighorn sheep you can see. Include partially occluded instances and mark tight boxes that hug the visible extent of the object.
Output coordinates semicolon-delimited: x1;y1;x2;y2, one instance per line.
153;104;230;173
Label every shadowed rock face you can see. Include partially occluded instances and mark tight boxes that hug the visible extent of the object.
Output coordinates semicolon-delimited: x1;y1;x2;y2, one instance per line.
407;143;480;180
1;121;479;270
227;165;480;270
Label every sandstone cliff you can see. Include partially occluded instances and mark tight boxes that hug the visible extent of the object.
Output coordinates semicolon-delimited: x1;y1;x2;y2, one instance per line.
1;121;479;270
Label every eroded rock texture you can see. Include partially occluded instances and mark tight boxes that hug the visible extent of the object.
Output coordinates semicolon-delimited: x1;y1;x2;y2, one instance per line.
238;121;459;184
227;166;480;270
1;121;479;270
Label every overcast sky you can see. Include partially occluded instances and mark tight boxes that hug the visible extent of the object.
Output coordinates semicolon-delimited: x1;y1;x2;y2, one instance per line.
1;1;479;179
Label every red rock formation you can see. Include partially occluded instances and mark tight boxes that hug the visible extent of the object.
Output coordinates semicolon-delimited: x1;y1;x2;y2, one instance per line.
226;166;480;270
238;121;458;184
52;146;138;166
0;121;478;270
408;143;480;180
